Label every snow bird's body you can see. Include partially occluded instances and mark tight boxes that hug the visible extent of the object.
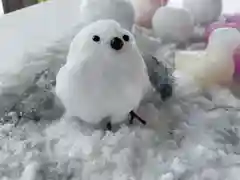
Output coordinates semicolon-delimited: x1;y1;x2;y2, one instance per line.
175;28;240;88
56;20;150;127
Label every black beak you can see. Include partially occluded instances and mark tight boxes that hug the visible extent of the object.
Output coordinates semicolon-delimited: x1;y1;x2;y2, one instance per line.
110;37;124;51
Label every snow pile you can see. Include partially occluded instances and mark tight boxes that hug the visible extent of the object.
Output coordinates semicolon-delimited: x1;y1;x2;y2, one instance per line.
1;71;240;180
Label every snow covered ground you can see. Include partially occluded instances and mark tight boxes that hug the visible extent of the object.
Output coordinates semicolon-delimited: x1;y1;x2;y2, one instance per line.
1;0;240;180
3;80;240;180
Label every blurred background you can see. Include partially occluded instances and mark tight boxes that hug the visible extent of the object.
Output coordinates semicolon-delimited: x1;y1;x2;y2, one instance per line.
0;0;240;16
169;0;240;13
0;0;46;14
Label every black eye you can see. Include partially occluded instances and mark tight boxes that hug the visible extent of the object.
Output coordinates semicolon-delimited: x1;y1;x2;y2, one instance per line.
123;35;129;42
92;35;100;42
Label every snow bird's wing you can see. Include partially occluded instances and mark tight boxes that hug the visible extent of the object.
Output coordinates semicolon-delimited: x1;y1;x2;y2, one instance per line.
143;54;174;101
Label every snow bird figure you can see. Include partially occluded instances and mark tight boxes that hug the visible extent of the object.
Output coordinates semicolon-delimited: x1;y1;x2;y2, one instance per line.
55;20;151;131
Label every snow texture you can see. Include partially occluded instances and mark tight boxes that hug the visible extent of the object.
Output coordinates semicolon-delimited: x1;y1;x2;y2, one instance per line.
3;72;240;180
1;0;240;180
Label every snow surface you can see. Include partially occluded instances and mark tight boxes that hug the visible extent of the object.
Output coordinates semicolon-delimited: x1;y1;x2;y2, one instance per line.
1;0;240;180
3;82;240;180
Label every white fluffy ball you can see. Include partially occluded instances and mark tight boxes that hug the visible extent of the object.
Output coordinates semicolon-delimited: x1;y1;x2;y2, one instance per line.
131;0;168;28
79;0;134;31
152;6;194;43
183;0;222;25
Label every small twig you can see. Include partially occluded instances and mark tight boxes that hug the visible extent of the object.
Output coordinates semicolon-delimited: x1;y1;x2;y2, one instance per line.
207;106;240;112
1;68;53;126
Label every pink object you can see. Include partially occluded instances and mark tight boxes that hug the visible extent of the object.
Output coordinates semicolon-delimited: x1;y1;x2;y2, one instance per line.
205;22;240;42
224;13;240;24
131;0;168;28
233;45;240;80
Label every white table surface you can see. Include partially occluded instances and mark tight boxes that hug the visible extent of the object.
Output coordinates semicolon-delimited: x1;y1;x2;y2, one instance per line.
0;0;80;74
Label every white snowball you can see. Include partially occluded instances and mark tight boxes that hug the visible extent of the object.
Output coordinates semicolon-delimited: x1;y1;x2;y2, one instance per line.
130;0;168;28
80;0;134;31
183;0;222;25
152;6;194;43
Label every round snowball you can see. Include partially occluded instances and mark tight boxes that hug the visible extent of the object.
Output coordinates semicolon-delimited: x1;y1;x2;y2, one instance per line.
131;0;168;28
152;6;194;43
183;0;222;25
80;0;134;31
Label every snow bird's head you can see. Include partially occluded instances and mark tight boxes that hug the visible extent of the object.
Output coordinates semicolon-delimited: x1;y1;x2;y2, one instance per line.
66;19;143;69
207;27;240;57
